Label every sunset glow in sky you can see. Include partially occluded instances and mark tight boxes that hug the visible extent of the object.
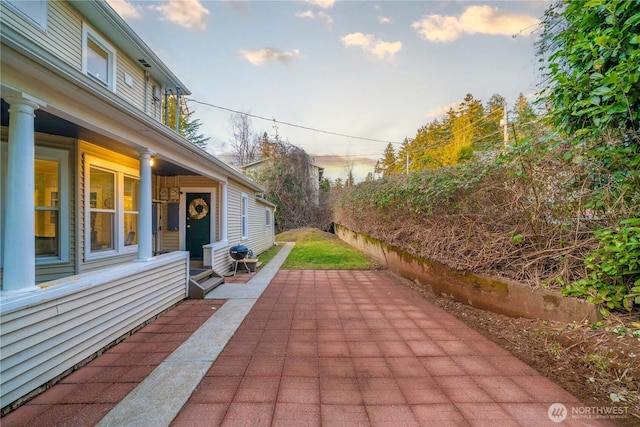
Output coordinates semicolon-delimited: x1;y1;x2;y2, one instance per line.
108;0;548;180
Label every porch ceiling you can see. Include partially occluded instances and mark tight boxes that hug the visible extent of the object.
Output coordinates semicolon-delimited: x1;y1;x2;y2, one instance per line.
2;99;196;177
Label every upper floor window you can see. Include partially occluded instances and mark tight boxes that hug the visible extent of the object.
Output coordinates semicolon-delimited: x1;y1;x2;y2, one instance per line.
83;24;116;91
6;0;47;30
265;208;271;227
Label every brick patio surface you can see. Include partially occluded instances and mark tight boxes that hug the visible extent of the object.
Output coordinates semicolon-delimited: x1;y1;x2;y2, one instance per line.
2;269;619;427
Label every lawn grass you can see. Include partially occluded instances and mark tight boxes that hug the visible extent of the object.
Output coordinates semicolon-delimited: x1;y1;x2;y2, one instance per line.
275;228;379;270
255;243;282;265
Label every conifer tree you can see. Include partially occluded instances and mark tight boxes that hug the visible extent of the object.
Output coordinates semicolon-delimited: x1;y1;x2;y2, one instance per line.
165;96;209;148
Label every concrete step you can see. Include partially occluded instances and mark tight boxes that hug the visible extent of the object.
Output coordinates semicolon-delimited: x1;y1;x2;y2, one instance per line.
188;272;225;299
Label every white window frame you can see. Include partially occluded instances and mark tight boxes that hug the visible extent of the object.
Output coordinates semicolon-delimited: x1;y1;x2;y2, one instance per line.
82;24;117;91
241;193;249;240
265;208;271;227
6;0;47;30
85;155;139;260
35;147;69;264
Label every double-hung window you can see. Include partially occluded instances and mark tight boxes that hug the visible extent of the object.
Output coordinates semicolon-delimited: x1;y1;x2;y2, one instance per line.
123;176;139;246
35;147;69;263
82;24;116;91
241;193;249;240
86;156;138;258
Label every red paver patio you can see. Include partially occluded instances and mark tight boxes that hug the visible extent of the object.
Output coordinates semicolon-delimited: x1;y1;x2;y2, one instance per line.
173;270;618;426
2;270;621;426
1;299;226;427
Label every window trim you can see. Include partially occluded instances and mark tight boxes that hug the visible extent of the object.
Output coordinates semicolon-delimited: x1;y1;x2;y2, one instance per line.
241;193;249;240
265;208;271;227
82;23;117;91
35;147;69;265
85;155;139;260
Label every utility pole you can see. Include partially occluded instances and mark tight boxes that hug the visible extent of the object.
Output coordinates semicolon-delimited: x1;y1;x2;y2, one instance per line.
175;86;181;133
163;88;170;126
406;151;409;175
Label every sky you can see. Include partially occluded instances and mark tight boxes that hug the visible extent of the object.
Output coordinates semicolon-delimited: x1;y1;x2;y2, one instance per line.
107;0;549;181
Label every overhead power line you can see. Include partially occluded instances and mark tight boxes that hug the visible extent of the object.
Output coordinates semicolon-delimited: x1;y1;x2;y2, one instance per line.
185;98;403;145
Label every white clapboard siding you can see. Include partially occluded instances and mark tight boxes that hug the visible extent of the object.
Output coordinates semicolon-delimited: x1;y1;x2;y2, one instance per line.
116;54;146;111
226;181;243;244
248;198;275;256
212;245;232;273
0;1;83;72
0;252;189;408
47;1;83;69
2;1;160;120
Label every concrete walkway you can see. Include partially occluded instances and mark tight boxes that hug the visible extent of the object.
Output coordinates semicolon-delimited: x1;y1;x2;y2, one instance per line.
2;242;621;426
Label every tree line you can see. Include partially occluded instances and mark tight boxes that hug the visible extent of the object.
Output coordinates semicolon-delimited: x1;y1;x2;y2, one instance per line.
374;92;537;177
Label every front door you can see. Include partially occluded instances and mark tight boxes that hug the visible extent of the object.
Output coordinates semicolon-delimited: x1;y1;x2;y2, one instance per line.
185;192;211;260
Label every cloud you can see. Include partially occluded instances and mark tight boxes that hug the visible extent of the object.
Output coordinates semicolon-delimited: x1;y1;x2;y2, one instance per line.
341;32;402;61
238;48;300;66
295;10;334;28
313;154;377;169
412;5;539;43
306;0;335;9
151;0;209;31
424;102;462;120
377;16;391;24
106;0;141;19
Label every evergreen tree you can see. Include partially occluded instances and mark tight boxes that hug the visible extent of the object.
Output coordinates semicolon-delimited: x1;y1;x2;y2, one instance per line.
378;143;397;176
165;96;209;148
394;139;411;175
511;93;537;143
483;94;506;146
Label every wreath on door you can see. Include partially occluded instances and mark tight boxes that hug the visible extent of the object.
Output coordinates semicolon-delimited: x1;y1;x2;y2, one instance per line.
188;198;209;220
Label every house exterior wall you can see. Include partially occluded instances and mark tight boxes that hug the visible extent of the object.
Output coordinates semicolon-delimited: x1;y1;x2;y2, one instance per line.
1;0;163;122
253;198;276;253
1;1;83;74
227;178;275;259
153;176;274;274
153;176;222;254
0;252;188;409
0;0;274;410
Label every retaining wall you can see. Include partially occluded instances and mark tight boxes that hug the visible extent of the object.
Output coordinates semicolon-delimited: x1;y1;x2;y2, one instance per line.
335;224;599;323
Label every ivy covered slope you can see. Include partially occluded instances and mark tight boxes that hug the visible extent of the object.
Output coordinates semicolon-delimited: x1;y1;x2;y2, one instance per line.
335;0;640;316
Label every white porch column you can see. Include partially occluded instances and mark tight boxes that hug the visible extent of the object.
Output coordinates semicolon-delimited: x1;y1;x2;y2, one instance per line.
221;182;228;242
3;96;42;292
137;150;153;261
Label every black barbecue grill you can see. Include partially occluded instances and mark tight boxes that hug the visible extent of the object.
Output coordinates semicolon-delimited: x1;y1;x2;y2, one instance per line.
229;245;248;260
229;245;249;275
